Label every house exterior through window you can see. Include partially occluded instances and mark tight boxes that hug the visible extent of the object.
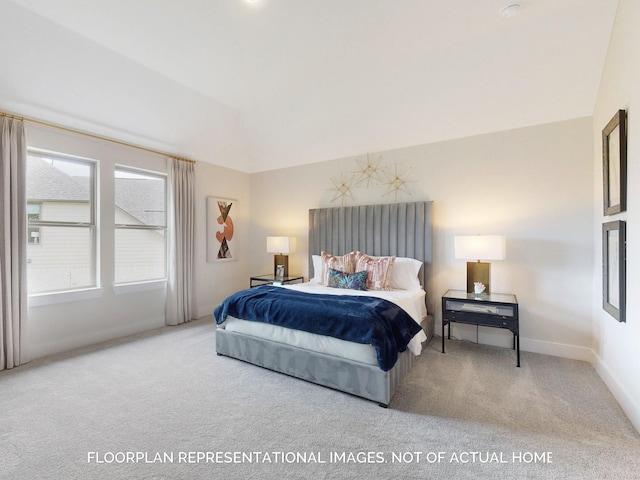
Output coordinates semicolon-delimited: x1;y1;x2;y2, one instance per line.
26;151;96;294
114;166;167;284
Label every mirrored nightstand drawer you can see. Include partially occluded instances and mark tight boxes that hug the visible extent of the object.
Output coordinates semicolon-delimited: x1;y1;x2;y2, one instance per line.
445;300;515;317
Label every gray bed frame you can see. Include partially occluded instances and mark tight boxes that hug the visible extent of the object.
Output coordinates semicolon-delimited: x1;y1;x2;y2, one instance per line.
216;201;434;407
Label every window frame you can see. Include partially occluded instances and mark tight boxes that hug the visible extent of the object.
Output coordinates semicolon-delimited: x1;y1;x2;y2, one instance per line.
26;149;98;295
114;164;168;285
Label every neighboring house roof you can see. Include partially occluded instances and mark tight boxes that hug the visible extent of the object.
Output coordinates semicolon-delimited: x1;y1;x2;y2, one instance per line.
27;156;165;227
26;156;89;202
114;178;165;227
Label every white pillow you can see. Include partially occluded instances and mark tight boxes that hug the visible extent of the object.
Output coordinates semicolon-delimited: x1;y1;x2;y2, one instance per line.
311;255;322;283
390;257;423;290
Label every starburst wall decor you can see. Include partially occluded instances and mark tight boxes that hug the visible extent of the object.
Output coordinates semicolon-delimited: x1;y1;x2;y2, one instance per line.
327;171;356;206
326;153;414;205
352;153;386;188
382;163;415;202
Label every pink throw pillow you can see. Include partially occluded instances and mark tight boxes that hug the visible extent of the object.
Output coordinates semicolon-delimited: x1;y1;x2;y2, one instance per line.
354;251;395;290
320;251;355;286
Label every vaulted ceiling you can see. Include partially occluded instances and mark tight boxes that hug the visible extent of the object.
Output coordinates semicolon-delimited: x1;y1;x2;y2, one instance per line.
0;0;618;172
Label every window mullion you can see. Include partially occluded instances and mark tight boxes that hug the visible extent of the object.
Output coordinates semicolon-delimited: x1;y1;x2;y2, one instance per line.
29;221;94;228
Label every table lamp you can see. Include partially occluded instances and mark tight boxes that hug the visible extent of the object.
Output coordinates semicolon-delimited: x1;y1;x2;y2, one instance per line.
454;235;506;294
266;236;296;277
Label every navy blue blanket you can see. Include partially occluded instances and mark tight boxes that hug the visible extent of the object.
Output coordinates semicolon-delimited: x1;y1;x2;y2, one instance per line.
213;286;422;371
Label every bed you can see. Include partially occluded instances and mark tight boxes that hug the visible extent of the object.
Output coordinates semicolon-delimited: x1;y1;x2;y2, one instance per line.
215;201;434;407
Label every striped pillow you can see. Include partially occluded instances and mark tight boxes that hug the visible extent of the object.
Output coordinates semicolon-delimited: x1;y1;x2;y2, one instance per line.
354;251;395;291
320;251;355;286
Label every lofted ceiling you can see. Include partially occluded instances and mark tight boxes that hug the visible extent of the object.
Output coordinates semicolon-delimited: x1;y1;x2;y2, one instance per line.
0;0;619;172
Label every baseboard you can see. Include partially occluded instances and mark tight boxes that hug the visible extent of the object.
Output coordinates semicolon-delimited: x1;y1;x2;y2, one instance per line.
520;337;595;363
30;315;166;360
592;352;640;434
442;323;595;363
198;304;217;320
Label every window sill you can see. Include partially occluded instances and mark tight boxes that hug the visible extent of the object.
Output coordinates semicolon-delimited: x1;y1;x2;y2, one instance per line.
113;280;167;295
29;287;104;307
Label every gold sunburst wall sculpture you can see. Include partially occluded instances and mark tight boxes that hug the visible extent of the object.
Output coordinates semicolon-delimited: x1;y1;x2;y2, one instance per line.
326;154;414;205
351;153;386;188
327;171;356;206
382;163;415;202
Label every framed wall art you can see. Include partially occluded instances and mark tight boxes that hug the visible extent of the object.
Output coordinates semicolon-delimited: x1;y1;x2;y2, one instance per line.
602;109;627;216
602;220;626;322
207;196;237;262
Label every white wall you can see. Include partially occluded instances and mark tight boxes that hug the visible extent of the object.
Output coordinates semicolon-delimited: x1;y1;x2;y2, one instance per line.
592;0;640;432
194;162;251;318
25;124;251;359
0;0;252;172
249;118;594;360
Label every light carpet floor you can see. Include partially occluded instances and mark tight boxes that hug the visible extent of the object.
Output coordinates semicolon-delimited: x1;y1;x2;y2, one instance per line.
1;317;639;479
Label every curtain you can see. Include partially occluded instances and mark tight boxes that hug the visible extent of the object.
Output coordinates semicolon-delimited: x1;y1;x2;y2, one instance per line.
0;117;29;370
166;158;196;325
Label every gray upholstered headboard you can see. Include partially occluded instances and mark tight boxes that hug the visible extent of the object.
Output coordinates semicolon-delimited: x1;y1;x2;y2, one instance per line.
309;201;434;313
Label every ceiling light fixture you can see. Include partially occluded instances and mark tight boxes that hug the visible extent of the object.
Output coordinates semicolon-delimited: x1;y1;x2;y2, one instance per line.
499;3;521;18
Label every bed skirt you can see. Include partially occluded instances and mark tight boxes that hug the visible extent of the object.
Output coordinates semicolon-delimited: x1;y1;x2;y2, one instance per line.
215;314;432;407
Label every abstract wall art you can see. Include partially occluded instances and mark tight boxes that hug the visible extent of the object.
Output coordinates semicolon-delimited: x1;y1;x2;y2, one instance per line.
207;196;237;262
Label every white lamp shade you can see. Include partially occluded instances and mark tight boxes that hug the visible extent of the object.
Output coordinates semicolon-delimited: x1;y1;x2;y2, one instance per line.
266;236;296;254
454;235;506;261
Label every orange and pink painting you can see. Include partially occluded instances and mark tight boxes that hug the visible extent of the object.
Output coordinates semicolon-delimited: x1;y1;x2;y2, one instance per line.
207;197;236;262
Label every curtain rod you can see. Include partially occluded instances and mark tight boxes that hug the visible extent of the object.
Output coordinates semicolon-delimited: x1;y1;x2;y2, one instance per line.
0;110;197;164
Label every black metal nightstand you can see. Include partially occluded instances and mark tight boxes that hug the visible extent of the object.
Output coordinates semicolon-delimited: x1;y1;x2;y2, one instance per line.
442;289;520;367
249;274;304;288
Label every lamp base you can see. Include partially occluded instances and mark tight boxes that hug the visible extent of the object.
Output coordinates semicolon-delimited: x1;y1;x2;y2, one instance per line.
274;255;289;278
466;261;491;294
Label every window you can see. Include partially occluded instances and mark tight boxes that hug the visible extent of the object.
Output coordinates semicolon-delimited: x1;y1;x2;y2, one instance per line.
114;166;167;284
27;203;41;245
26;151;96;294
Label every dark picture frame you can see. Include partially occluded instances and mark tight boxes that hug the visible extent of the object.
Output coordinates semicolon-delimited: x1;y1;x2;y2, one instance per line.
602;220;626;322
602;109;627;215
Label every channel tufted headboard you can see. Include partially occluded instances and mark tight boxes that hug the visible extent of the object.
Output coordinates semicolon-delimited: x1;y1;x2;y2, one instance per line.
308;201;434;313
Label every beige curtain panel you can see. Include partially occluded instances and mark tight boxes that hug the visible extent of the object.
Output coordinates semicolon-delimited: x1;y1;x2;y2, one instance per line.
0;116;29;370
166;157;197;325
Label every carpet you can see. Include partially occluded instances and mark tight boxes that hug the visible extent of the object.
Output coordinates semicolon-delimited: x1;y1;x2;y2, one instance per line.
1;317;638;479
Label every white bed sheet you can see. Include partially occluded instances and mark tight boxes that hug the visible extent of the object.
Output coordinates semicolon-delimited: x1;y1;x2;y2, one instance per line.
219;283;428;367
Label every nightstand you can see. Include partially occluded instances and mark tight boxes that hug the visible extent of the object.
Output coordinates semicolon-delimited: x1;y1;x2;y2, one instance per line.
249;274;304;288
442;289;520;367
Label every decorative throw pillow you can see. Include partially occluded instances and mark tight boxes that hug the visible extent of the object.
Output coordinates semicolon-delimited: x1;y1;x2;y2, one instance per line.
354;251;395;290
327;269;368;291
320;251;355;286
